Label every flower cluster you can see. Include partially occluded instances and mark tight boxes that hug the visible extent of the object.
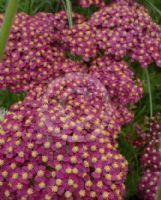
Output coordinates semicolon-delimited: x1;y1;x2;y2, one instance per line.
0;73;128;199
90;56;143;125
0;11;86;93
139;171;161;200
138;113;161;200
0;0;159;199
63;0;161;67
0;12;63;92
27;58;88;93
90;56;143;105
51;11;85;42
62;22;98;61
78;0;105;8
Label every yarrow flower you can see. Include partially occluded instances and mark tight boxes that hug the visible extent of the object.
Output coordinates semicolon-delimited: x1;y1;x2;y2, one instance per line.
52;11;85;41
90;56;143;125
90;56;143;105
0;12;86;93
63;0;161;67
0;1;158;199
139;171;161;200
0;12;63;92
62;22;98;61
137;113;161;200
0;73;128;199
90;0;161;67
78;0;106;8
140;113;161;171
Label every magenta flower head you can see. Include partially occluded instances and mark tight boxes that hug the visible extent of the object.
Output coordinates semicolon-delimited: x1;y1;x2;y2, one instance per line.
140;113;161;171
89;0;161;67
78;0;106;8
0;12;65;92
0;11;86;93
139;171;161;200
62;22;98;61
52;11;85;36
63;0;161;67
0;72;128;199
138;113;161;200
90;56;143;125
90;56;143;105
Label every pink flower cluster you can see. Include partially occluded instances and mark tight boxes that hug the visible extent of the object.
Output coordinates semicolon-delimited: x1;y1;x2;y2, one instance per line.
90;56;143;105
90;56;143;125
0;73;128;199
62;22;97;61
0;12;85;93
0;13;62;92
139;171;161;200
78;0;105;8
0;1;159;198
63;0;161;67
138;113;161;200
0;11;144;129
51;11;85;42
0;9;144;126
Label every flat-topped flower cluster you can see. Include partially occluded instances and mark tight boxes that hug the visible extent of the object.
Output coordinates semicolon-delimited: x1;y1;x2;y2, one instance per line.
138;113;161;200
0;73;128;200
0;0;160;199
63;0;161;67
78;0;106;8
0;11;85;92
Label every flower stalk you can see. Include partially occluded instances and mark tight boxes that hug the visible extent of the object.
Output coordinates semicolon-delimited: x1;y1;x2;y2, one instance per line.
0;0;19;61
65;0;73;28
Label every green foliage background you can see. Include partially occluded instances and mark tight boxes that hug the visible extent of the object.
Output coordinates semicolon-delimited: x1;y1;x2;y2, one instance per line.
0;0;161;199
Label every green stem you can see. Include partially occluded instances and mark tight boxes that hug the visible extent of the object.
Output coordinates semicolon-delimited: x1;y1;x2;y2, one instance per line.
61;0;67;11
65;0;73;28
145;68;153;118
0;0;19;61
145;0;161;16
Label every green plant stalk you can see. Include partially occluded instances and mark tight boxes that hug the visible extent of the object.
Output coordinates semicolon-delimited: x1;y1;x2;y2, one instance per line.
65;0;73;28
0;0;19;61
61;0;67;11
145;68;153;118
145;0;161;16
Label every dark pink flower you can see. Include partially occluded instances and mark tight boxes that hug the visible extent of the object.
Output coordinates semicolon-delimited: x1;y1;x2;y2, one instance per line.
0;73;128;199
78;0;106;8
138;113;161;200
